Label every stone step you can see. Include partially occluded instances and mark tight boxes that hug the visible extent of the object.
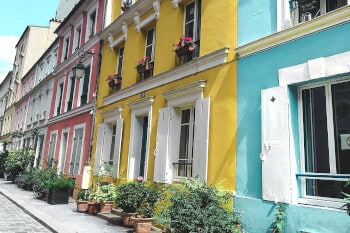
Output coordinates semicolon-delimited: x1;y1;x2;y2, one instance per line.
111;208;123;217
96;212;123;225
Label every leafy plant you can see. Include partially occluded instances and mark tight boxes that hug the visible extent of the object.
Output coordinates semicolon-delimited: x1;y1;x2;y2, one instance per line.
341;180;350;216
270;204;286;233
47;175;75;192
4;149;35;176
32;167;58;199
15;169;36;190
138;184;159;218
153;178;241;233
116;181;148;213
77;189;91;201
97;184;118;203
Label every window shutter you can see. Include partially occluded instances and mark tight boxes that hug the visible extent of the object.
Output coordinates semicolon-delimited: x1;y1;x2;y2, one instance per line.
154;107;171;183
261;86;293;204
93;123;105;175
103;124;113;163
112;118;123;179
193;98;210;181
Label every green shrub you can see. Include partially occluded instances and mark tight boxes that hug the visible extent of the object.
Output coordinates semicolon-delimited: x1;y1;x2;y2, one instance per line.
97;184;118;203
153;178;240;233
115;181;148;213
47;175;75;192
15;169;36;190
32;168;57;198
4;149;35;176
77;189;91;201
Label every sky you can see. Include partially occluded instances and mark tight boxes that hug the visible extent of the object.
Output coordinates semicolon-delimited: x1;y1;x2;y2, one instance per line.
0;0;59;82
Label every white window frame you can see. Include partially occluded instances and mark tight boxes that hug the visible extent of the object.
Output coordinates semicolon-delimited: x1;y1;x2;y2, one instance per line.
54;78;64;116
145;28;156;60
85;5;98;41
94;107;123;178
48;131;58;164
73;23;82;51
65;73;75;112
57;128;69;174
127;97;154;180
297;78;350;208
261;52;350;208
77;61;91;107
153;80;209;183
62;32;70;62
116;46;124;75
184;0;199;42
69;125;85;175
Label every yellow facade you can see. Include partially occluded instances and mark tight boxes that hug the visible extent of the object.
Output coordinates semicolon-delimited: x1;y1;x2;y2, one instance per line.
92;0;237;191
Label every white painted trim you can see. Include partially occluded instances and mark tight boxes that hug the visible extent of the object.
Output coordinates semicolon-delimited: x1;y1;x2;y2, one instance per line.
48;103;93;124
171;0;182;8
279;51;350;86
103;47;228;106
127;96;155;111
298;197;346;209
134;1;160;33
108;22;128;50
163;80;206;107
236;5;350;58
100;106;123;123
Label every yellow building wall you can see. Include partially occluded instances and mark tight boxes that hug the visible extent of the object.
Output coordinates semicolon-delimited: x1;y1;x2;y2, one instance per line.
92;0;237;191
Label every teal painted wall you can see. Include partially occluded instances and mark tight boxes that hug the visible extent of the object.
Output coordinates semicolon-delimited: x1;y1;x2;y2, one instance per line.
238;0;277;46
236;22;350;231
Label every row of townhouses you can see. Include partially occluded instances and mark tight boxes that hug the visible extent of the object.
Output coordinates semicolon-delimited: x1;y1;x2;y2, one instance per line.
0;0;349;231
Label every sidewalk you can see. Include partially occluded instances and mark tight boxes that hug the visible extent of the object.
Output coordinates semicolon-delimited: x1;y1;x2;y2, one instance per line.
0;178;131;233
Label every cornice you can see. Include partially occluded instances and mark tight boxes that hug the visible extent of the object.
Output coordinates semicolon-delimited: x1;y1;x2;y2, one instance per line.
103;47;229;106
163;80;206;101
236;5;350;58
47;103;93;124
127;96;155;111
100;106;123;121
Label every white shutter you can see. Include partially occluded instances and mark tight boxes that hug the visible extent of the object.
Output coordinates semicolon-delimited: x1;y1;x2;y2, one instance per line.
153;107;171;183
193;98;210;181
93;123;105;175
261;86;292;204
103;124;113;163
112;118;123;179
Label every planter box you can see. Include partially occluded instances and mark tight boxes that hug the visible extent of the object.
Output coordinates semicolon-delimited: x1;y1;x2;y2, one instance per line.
175;43;196;57
76;201;89;213
136;63;153;74
47;189;70;205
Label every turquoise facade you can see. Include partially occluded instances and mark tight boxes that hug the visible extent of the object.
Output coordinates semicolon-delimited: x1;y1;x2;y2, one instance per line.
236;3;350;232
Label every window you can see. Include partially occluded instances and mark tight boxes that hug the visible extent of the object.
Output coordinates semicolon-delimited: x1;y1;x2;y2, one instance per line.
69;127;84;175
87;10;97;39
300;80;350;199
55;82;64;116
117;47;124;76
291;0;347;25
183;0;201;63
79;66;90;106
143;28;156;79
66;77;75;111
48;133;57;167
62;36;70;60
74;25;82;51
94;109;123;178
153;81;209;183
176;107;195;178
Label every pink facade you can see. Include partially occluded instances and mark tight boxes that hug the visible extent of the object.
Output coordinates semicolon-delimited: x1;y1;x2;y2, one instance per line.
44;0;104;189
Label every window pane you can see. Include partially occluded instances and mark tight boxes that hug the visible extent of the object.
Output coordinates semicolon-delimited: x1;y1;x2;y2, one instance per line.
306;178;350;198
146;29;154;46
181;109;190;124
184;22;194;38
332;82;350;174
327;0;347;11
179;124;189;160
109;125;117;162
185;2;195;22
302;87;330;173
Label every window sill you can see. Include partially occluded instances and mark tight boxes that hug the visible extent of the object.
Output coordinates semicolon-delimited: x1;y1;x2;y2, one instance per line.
298;196;346;209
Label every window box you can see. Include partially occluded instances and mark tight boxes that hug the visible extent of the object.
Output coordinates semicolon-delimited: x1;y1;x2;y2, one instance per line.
175;42;196;57
106;74;122;88
174;36;196;57
136;57;154;74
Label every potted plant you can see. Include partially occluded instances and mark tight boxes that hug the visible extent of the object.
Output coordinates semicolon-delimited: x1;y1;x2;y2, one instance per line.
136;57;153;74
106;74;122;88
76;189;90;213
132;184;159;233
153;178;241;233
98;184;117;213
4;148;35;182
115;181;147;227
46;175;75;205
174;36;196;57
87;190;101;215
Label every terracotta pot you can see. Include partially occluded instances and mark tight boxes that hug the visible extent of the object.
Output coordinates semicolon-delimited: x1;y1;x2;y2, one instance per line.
132;217;152;233
76;201;89;213
100;201;113;213
122;212;136;227
87;202;100;215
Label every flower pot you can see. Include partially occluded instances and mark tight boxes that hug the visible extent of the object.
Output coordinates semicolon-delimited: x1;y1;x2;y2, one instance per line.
76;200;89;213
87;202;101;215
132;217;152;233
136;63;153;74
100;201;113;213
122;212;136;227
47;189;70;205
175;43;196;57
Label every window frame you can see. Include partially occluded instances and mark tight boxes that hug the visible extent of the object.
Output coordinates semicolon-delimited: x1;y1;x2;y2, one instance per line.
62;34;70;61
297;78;350;206
69;125;85;175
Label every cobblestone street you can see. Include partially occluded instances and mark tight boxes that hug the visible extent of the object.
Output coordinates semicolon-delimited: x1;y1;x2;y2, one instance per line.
0;192;51;233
